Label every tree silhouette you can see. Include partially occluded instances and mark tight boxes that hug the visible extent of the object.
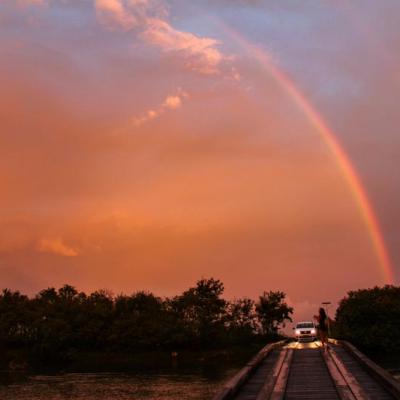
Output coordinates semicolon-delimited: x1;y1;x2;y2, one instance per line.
335;285;400;352
226;298;257;343
255;291;293;335
170;278;227;346
0;278;294;364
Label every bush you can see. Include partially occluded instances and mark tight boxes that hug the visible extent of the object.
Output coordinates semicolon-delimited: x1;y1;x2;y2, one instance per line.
335;285;400;352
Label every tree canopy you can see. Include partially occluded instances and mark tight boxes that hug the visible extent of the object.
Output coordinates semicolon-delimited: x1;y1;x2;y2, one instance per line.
0;279;293;362
334;285;400;352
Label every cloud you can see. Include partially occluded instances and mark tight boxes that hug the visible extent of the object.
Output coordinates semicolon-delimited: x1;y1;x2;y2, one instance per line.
94;0;166;30
13;0;234;77
163;94;182;109
94;0;227;75
143;18;225;74
94;0;140;29
133;90;187;126
18;0;46;5
37;238;80;257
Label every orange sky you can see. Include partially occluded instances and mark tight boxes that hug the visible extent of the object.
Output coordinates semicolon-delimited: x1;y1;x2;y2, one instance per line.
1;0;399;321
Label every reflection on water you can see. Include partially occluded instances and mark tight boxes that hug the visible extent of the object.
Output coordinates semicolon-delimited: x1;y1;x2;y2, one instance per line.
0;371;235;399
0;362;239;400
0;370;237;399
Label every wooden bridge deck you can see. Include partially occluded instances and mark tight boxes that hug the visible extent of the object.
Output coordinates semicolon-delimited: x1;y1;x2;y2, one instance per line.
213;340;400;400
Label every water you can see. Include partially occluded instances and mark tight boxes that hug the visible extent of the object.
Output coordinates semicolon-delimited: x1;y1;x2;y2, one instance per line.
0;352;245;400
0;371;234;399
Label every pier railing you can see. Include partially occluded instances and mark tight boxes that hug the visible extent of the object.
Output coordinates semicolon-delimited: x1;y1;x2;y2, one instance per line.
213;340;287;400
329;338;400;400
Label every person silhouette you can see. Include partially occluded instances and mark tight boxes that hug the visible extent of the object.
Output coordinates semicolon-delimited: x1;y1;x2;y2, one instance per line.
315;307;328;351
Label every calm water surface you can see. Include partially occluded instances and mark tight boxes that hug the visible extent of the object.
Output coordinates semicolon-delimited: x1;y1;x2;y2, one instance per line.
0;356;242;400
0;371;234;399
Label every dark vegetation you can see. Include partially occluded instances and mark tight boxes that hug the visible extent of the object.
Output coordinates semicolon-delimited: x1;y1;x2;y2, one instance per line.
0;278;293;368
334;285;400;354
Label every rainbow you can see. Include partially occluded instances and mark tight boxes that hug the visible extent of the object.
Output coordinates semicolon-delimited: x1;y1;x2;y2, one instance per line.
222;26;394;284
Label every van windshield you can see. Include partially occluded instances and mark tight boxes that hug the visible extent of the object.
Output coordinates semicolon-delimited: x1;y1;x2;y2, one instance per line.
296;322;314;328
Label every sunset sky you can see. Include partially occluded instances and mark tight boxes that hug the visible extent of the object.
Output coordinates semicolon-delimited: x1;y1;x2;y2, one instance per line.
1;0;399;320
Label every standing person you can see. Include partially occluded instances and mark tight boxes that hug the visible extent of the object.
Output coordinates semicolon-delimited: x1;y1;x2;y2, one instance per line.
315;307;328;351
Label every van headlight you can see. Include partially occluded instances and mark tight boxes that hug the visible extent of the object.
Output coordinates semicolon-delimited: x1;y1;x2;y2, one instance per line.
295;329;301;335
311;328;316;334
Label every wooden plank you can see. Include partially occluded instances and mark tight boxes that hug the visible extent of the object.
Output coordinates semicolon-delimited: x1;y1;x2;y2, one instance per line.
234;350;282;400
284;346;340;400
334;345;393;400
217;339;398;400
212;340;286;400
324;346;365;400
329;339;400;400
269;348;293;400
341;341;400;400
255;348;289;400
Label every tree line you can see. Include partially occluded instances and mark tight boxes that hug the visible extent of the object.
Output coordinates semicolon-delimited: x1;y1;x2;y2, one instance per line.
0;278;293;361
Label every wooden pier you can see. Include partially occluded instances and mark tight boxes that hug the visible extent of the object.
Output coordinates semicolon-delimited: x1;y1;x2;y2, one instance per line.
213;339;400;400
